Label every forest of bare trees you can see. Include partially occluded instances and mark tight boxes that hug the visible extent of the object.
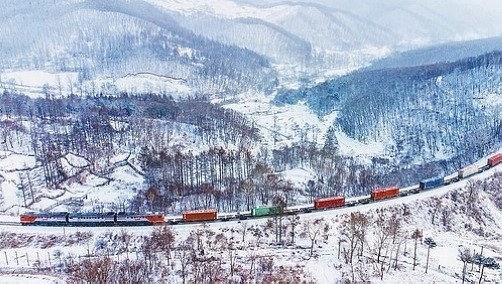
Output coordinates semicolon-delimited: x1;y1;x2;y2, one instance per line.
1;173;501;282
0;88;436;214
277;51;502;170
2;52;502;215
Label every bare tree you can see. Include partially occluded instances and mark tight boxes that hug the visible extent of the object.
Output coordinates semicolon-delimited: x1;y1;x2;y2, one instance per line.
340;212;369;282
119;229;132;259
177;240;192;284
287;213;300;244
388;213;401;245
300;218;326;257
373;210;391;263
430;197;442;225
239;221;248;243
73;256;113;283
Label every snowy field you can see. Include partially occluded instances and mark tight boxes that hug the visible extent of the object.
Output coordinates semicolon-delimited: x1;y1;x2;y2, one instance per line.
0;70;192;98
223;92;386;158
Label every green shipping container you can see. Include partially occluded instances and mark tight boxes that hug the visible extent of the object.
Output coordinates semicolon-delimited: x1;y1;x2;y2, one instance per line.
251;206;283;216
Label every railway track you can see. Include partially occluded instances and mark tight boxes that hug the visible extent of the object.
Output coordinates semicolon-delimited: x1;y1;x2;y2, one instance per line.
0;221;20;226
4;153;502;228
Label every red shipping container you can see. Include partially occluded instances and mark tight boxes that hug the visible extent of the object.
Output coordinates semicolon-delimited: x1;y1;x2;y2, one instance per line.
371;186;399;200
488;153;502;167
314;196;345;209
182;209;217;222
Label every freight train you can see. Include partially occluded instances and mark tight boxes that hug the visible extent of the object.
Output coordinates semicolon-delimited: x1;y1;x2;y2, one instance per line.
19;153;502;226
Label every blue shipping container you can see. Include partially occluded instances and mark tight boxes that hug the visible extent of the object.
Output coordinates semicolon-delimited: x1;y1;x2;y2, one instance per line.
419;177;444;190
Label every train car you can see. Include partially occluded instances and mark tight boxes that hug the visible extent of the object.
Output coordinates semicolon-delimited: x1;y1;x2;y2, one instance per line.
419;177;444;190
458;165;479;179
68;212;116;226
182;209;217;222
251;205;283;217
314;196;345;210
116;212;165;226
20;212;68;226
488;153;502;167
371;186;399;201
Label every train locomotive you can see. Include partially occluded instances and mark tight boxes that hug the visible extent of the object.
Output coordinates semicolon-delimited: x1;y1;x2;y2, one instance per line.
18;153;502;226
20;212;165;226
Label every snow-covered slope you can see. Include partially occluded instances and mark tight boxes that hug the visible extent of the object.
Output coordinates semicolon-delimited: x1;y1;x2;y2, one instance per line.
3;0;502;95
1;166;501;283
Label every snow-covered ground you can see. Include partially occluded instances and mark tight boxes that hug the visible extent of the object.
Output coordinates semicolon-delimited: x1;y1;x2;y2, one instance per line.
0;274;64;284
223;92;386;157
0;70;192;98
0;163;501;283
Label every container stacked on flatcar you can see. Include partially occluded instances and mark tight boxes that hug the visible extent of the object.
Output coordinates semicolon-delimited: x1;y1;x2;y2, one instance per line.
251;205;283;216
182;209;217;222
419;177;445;190
458;165;479;179
314;196;345;209
19;153;502;227
488;153;502;167
371;186;399;200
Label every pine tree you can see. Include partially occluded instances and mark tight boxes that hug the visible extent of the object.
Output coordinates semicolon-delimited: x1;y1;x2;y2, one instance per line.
458;248;473;284
423;237;437;273
473;254;500;284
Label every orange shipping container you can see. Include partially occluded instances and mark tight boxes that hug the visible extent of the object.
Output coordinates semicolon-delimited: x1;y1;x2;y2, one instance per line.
371;186;399;200
314;196;345;209
182;209;217;222
488;153;502;167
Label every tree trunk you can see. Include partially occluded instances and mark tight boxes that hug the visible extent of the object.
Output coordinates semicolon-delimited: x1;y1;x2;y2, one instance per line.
413;238;418;270
394;243;401;270
425;246;430;273
462;262;466;284
478;264;484;284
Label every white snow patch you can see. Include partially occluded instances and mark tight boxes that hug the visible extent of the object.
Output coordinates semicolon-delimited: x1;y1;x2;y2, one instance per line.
148;0;289;20
335;130;385;157
1;70;79;98
112;73;192;96
278;168;315;187
0;274;64;284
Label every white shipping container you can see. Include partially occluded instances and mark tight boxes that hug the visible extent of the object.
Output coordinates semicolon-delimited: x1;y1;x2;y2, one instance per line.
458;165;479;178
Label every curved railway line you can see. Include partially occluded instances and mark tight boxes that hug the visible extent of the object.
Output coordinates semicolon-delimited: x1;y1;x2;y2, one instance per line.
6;153;502;228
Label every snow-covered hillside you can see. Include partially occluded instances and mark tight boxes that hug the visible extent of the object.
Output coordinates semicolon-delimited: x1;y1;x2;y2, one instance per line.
1;1;502;281
3;0;502;95
0;166;501;283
